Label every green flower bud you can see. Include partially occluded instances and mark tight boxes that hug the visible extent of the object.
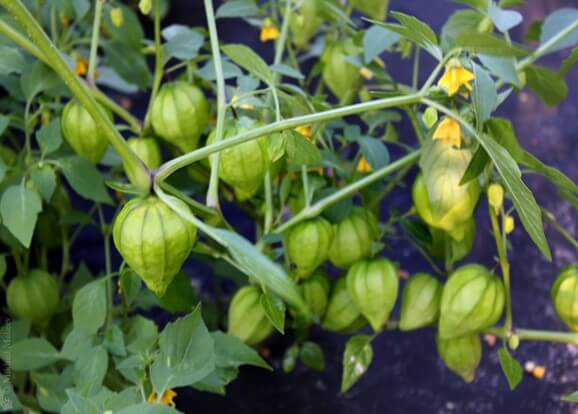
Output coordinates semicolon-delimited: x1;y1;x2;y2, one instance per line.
346;258;398;332
61;100;112;164
113;196;197;296
322;276;366;333
439;264;505;339
351;0;389;20
207;117;270;200
228;285;274;345
127;137;162;169
321;40;362;104
289;0;322;49
399;273;443;331
328;208;379;268
285;218;334;278
7;270;59;326
299;271;330;321
150;81;209;153
551;265;578;331
436;333;481;383
508;334;520;350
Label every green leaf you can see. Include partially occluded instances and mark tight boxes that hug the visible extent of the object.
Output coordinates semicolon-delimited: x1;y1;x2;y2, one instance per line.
103;40;152;89
400;218;433;245
282;344;300;373
0;184;43;248
359;137;390;170
59;156;113;204
0;375;22;412
472;63;498;124
117;403;182;414
0;255;6;282
260;292;286;334
0;46;27;75
285;130;322;166
455;32;530;56
211;331;270;370
441;9;483;51
73;346;108;395
375;12;442;60
560;46;578;76
562;390;578;403
454;0;487;9
126;316;158;354
497;347;523;390
212;228;308;313
341;335;373;392
488;3;523;33
150;306;215;394
157;271;196;313
525;65;568;107
540;8;578;54
0;114;9;137
270;63;304;80
104;324;127;357
61;328;94;360
61;389;100;414
222;44;273;84
20;61;64;100
73;279;107;335
300;341;325;372
472;127;551;259
216;0;258;18
119;269;142;308
72;0;90;19
0;320;30;344
363;25;400;64
36;117;62;154
162;25;204;60
103;4;144;50
460;146;489;184
479;55;521;86
7;338;62;371
30;165;57;202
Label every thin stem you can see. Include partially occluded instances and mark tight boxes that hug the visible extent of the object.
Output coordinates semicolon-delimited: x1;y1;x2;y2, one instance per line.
487;326;578;345
301;166;311;207
0;0;150;190
96;204;113;330
87;0;104;85
542;208;578;249
274;150;421;233
412;47;420;90
143;0;164;133
204;0;227;210
263;171;273;235
490;210;512;331
156;93;423;181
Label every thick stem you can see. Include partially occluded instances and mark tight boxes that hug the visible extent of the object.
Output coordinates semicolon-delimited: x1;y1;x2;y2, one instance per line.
143;0;164;132
487;326;578;346
204;0;227;209
490;210;512;331
0;0;150;190
156;93;423;181
274;150;421;233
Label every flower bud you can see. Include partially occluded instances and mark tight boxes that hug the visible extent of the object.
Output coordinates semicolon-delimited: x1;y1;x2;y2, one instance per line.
113;196;197;296
551;265;578;331
322;276;366;333
346;258;398;332
328;208;379;268
422;107;438;129
228;286;274;345
487;183;504;215
508;334;520;350
437;333;481;383
7;270;59;326
439;264;505;339
399;273;443;331
285;218;334;278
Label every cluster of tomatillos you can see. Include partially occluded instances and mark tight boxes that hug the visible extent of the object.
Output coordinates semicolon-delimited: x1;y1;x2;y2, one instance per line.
45;76;578;385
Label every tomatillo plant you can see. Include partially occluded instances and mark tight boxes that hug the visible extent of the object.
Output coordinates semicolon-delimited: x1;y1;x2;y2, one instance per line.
0;0;577;411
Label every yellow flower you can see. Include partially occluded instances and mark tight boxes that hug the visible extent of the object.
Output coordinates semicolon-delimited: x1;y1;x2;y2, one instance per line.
148;389;177;406
260;18;280;42
438;65;475;97
357;157;372;173
75;57;88;77
231;95;255;110
504;215;515;234
487;183;504;215
295;125;313;141
432;117;461;147
110;7;124;28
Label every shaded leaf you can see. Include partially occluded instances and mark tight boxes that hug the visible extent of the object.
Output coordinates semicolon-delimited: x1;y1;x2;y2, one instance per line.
540;8;578;54
525;65;568;107
73;279;107;335
0;185;42;247
498;347;523;390
260;292;286;334
341;335;373;392
7;338;62;371
59;156;113;204
455;32;529;56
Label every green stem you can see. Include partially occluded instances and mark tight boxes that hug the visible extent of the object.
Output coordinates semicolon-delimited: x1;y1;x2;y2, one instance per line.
542;208;578;249
487;326;578;345
263;171;273;235
204;0;227;210
0;0;150;190
97;204;113;330
87;0;104;85
274;150;421;233
143;0;164;132
156;93;423;181
490;210;512;331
